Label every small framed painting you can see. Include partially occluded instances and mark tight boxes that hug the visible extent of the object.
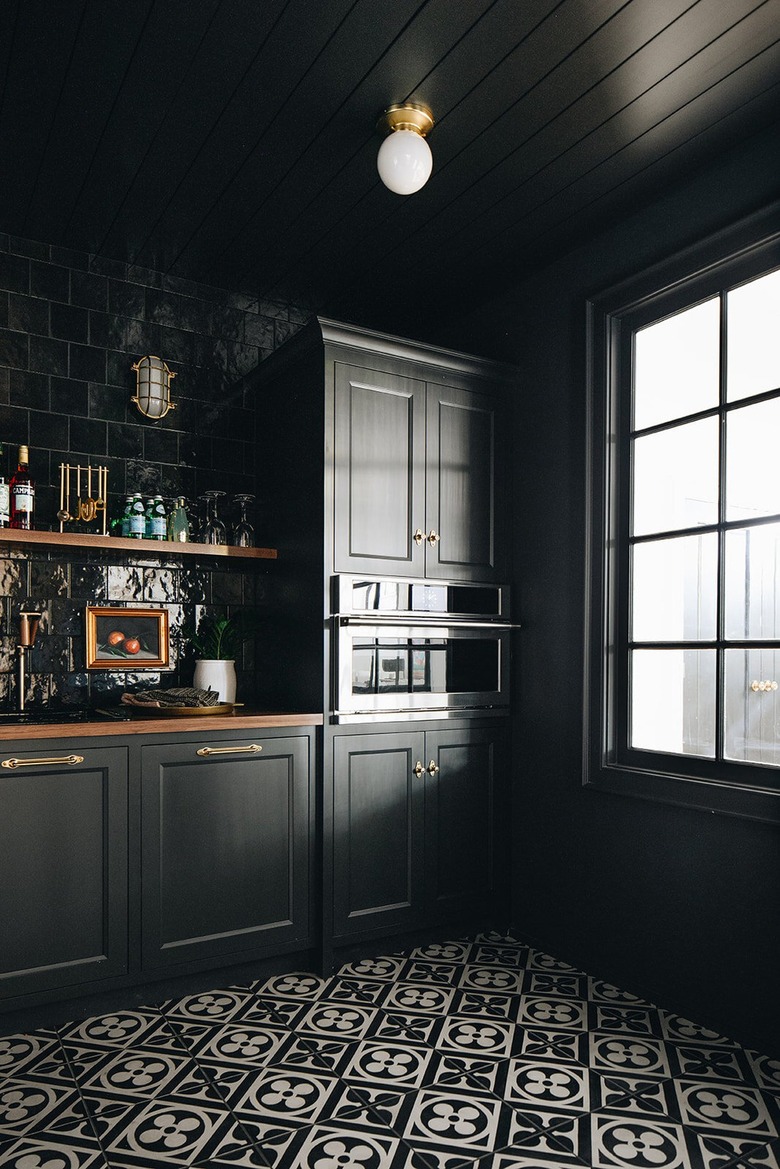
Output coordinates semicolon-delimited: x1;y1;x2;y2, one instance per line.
86;606;170;670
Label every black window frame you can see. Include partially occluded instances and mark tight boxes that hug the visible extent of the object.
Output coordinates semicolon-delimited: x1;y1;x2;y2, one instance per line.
584;203;780;824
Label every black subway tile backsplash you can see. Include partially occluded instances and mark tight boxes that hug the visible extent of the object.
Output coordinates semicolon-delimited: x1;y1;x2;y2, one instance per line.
69;342;107;383
8;292;49;335
0;230;309;710
29;259;68;302
51;301;89;343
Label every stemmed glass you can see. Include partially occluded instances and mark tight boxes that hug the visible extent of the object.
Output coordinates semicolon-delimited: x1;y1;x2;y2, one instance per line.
201;490;227;545
232;494;255;547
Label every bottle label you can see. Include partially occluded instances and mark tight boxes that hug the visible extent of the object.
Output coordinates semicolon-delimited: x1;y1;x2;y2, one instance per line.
129;513;146;536
12;484;34;512
150;516;166;537
0;482;9;523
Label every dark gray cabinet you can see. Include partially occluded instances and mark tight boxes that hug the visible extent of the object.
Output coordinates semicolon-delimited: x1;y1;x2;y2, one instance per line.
141;733;312;970
333;359;505;582
0;744;128;999
333;723;506;942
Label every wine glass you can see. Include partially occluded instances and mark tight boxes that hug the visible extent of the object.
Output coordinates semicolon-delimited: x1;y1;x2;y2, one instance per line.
232;494;255;547
201;490;227;545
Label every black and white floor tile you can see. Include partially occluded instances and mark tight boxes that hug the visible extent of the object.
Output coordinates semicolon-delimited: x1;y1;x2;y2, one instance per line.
1;934;778;1168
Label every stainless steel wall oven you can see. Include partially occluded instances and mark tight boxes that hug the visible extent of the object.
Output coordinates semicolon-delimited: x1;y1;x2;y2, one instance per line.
333;576;517;722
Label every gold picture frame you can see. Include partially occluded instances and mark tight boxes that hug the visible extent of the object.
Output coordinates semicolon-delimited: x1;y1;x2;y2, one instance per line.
86;606;170;670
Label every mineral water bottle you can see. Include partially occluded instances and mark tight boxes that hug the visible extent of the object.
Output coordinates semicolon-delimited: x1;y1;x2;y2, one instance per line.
149;495;167;540
128;494;146;539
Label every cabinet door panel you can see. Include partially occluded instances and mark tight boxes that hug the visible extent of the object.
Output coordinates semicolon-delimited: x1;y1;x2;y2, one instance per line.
334;363;426;575
0;747;128;998
142;736;310;968
333;732;425;938
426;383;504;581
424;727;505;923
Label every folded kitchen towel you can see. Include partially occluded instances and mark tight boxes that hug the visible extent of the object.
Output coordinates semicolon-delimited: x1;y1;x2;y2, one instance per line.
121;687;222;709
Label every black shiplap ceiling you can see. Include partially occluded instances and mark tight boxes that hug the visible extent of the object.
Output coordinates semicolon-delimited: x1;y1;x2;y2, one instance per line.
1;0;778;329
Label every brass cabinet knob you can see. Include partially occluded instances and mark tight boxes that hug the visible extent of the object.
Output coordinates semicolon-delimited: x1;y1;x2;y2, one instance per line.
413;760;425;777
751;680;778;692
426;759;440;775
427;529;440;546
413;528;424;546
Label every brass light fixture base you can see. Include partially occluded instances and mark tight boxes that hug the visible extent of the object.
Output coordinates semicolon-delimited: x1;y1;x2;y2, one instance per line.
377;103;434;138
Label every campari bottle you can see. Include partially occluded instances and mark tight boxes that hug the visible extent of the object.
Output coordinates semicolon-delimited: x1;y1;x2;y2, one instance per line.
10;445;34;529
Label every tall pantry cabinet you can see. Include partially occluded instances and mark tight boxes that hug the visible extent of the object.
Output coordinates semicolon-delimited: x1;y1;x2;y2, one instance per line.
251;317;517;958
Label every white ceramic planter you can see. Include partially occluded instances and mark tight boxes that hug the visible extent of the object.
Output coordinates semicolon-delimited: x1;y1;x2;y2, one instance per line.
193;659;236;703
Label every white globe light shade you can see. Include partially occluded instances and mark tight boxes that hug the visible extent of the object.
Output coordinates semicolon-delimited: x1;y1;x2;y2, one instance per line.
377;128;433;195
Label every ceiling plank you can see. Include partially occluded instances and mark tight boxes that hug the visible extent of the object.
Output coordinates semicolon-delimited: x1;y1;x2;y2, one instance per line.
84;0;293;268
0;0;88;234
52;0;223;256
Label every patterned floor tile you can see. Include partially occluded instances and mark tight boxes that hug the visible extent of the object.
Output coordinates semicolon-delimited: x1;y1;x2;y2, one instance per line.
1;932;778;1169
588;1032;673;1078
589;1114;691;1168
0;1133;107;1168
101;1097;237;1166
674;1079;779;1138
0;1032;61;1081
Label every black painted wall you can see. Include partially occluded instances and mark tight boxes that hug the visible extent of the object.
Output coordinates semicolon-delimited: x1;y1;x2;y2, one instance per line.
436;122;780;1057
0;233;309;708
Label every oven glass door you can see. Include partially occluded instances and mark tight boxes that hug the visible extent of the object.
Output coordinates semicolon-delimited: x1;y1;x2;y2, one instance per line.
336;623;509;720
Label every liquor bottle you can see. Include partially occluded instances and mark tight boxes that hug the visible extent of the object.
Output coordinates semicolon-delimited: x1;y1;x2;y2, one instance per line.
167;496;190;543
0;477;9;527
128;493;146;539
149;495;167;540
9;445;34;529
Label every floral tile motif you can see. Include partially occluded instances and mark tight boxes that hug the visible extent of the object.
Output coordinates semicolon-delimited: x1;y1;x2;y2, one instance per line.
401;1087;505;1154
370;1012;440;1048
381;983;455;1016
516;1027;586;1066
516;997;587;1032
694;1132;780;1169
674;1079;778;1136
0;1135;106;1168
0;1032;60;1081
590;1115;690;1168
296;1001;378;1041
102;1098;234;1166
588;1033;672;1077
343;1041;433;1090
502;1058;589;1112
1;932;779;1169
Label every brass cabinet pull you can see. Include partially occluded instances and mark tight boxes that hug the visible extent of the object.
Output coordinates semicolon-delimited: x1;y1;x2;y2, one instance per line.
1;754;84;769
427;529;440;546
426;759;440;775
196;743;263;757
751;680;778;692
413;528;424;546
413;760;425;777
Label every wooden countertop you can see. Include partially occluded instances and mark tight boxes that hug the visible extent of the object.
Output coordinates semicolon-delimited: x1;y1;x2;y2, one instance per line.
0;710;323;741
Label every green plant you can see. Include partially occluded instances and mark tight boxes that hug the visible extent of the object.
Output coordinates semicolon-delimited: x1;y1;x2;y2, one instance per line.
190;611;257;660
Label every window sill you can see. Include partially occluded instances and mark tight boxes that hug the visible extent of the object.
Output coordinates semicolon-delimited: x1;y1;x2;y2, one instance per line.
584;763;780;825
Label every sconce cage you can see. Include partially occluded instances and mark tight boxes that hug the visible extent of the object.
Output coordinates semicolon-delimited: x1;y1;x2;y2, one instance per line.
131;355;177;420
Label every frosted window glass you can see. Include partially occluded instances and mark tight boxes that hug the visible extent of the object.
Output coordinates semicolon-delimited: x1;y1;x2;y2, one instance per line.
634;299;719;430
727;267;780;402
632;534;717;642
632;417;718;537
726;398;780;521
724;524;780;640
724;649;780;765
631;649;715;757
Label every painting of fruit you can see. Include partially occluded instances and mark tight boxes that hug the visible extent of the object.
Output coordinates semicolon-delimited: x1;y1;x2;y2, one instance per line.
87;606;170;670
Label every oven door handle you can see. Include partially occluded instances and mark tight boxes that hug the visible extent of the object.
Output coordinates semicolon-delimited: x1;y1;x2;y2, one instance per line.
337;616;521;630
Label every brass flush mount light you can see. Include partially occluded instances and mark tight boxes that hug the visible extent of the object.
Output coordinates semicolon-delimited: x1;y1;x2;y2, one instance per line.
376;103;434;195
131;355;176;420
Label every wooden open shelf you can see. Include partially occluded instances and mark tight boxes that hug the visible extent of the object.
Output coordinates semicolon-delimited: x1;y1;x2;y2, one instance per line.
0;528;277;560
